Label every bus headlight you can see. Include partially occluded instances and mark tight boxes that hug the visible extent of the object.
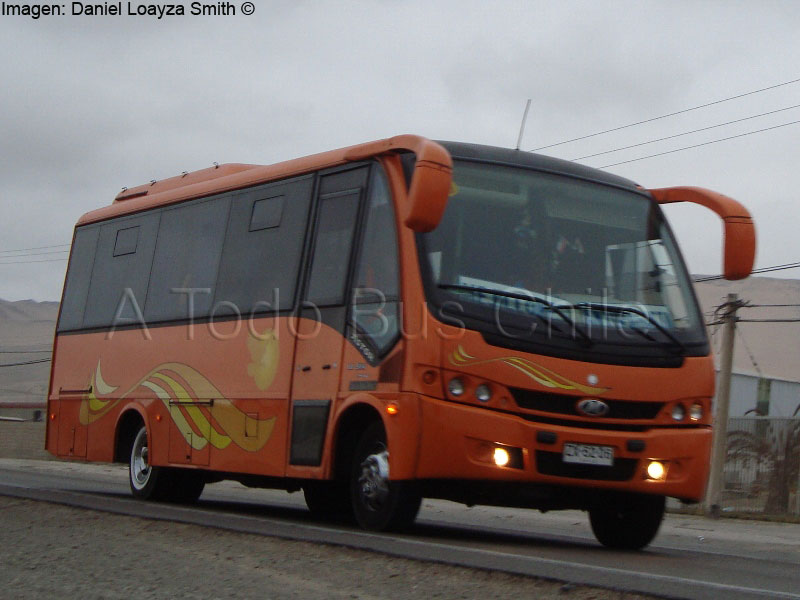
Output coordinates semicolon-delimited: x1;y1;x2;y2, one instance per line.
689;403;703;421
448;377;465;397
671;404;685;421
475;384;492;403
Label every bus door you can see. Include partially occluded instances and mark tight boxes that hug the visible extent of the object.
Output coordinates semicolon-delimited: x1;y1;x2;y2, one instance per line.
289;166;369;472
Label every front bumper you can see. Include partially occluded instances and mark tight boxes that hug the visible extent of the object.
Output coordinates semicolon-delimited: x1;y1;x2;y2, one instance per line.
414;395;711;502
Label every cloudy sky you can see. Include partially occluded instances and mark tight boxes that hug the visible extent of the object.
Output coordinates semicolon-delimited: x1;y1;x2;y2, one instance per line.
1;0;799;301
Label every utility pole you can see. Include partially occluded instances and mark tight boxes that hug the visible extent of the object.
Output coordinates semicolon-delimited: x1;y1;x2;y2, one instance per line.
704;293;741;516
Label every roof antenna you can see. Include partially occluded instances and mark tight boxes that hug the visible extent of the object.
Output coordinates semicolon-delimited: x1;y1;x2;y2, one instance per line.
515;99;532;151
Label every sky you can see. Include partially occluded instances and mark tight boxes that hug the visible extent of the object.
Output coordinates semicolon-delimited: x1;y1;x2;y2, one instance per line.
1;0;799;301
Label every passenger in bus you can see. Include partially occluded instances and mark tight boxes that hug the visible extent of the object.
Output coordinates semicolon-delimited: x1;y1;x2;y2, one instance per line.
509;199;548;292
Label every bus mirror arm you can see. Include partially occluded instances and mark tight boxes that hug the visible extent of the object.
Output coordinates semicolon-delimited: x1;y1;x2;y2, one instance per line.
649;186;756;281
344;135;453;232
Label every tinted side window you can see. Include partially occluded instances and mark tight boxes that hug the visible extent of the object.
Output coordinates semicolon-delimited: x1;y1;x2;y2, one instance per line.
83;212;160;329
306;190;361;307
58;226;100;332
354;169;399;299
145;197;230;322
215;176;313;314
351;168;401;356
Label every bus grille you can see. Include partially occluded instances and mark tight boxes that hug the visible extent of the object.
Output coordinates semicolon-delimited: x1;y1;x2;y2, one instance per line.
510;388;663;420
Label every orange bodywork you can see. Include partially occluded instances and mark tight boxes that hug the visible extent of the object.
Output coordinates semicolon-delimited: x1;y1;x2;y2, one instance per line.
650;186;756;280
47;136;742;505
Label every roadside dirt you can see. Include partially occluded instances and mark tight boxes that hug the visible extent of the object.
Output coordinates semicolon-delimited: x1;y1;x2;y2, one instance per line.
0;496;656;600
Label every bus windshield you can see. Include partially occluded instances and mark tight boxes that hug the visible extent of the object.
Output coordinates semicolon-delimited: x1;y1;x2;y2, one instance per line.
418;160;706;353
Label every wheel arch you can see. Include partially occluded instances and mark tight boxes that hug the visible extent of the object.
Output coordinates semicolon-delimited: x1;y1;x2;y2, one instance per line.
114;406;149;463
330;401;384;484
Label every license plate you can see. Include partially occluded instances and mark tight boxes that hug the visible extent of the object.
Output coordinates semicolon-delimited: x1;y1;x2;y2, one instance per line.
562;443;614;466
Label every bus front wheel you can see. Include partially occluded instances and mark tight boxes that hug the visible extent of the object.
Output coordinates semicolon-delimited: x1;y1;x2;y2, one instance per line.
350;422;421;531
588;493;665;550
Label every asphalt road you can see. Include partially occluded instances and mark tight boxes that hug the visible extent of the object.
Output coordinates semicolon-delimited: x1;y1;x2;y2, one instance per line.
1;459;798;600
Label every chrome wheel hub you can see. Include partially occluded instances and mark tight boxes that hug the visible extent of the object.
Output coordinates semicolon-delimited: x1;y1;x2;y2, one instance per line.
358;449;389;512
131;430;151;490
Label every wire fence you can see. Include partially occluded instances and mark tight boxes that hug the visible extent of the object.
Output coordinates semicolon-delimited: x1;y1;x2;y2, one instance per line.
721;417;800;517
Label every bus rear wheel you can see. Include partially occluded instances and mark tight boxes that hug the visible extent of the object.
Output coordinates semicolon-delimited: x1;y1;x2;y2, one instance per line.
130;426;167;499
588;493;665;550
350;422;421;531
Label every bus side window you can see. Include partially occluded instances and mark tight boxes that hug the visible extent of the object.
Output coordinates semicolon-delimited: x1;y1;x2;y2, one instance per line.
306;191;361;308
215;176;314;315
144;197;230;323
83;212;160;329
58;226;100;332
351;167;400;357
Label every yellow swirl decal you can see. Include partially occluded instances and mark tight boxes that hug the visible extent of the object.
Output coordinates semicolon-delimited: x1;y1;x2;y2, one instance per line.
449;345;608;395
79;361;275;452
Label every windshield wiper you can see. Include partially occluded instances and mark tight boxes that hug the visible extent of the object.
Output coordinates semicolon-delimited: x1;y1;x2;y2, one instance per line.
572;303;686;353
436;283;593;346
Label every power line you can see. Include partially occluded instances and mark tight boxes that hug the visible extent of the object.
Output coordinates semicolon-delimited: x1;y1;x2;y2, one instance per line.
737;318;800;323
0;257;69;265
0;358;51;368
744;304;800;308
695;261;800;283
736;327;763;378
0;243;69;254
571;104;800;161
597;119;800;168
0;350;51;354
0;249;69;258
530;77;800;152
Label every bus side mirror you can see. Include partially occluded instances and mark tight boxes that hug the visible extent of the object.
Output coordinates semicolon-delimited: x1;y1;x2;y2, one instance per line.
404;158;453;232
344;135;453;232
649;186;756;280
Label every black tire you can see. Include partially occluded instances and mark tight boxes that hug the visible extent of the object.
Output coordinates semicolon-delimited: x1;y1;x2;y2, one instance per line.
350;422;421;531
168;469;206;504
303;481;352;522
588;493;665;550
128;426;205;503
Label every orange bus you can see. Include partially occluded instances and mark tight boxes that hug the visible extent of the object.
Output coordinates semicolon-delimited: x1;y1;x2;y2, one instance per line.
46;135;755;549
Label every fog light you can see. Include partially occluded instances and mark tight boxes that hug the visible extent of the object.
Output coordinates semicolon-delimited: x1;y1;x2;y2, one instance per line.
689;403;703;421
448;377;465;397
475;384;492;403
647;461;666;480
493;447;510;467
671;404;685;421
